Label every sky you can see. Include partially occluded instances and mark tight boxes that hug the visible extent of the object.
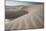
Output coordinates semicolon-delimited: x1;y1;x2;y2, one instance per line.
6;0;33;6
6;0;44;6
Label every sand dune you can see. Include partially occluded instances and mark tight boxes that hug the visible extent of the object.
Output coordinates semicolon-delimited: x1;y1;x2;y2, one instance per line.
5;4;44;31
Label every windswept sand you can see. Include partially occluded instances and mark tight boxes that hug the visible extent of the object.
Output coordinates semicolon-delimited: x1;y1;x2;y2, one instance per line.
5;4;44;31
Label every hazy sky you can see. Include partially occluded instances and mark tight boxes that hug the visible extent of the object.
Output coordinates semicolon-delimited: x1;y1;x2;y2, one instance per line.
6;0;43;6
6;0;33;6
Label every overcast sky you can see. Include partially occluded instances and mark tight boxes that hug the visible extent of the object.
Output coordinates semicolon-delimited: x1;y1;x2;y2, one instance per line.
6;0;43;6
6;0;33;6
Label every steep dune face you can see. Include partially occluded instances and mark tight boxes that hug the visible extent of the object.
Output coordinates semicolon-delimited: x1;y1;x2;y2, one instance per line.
5;6;28;19
5;4;44;31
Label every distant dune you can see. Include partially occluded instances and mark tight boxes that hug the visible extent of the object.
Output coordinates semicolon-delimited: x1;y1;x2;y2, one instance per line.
5;6;28;19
